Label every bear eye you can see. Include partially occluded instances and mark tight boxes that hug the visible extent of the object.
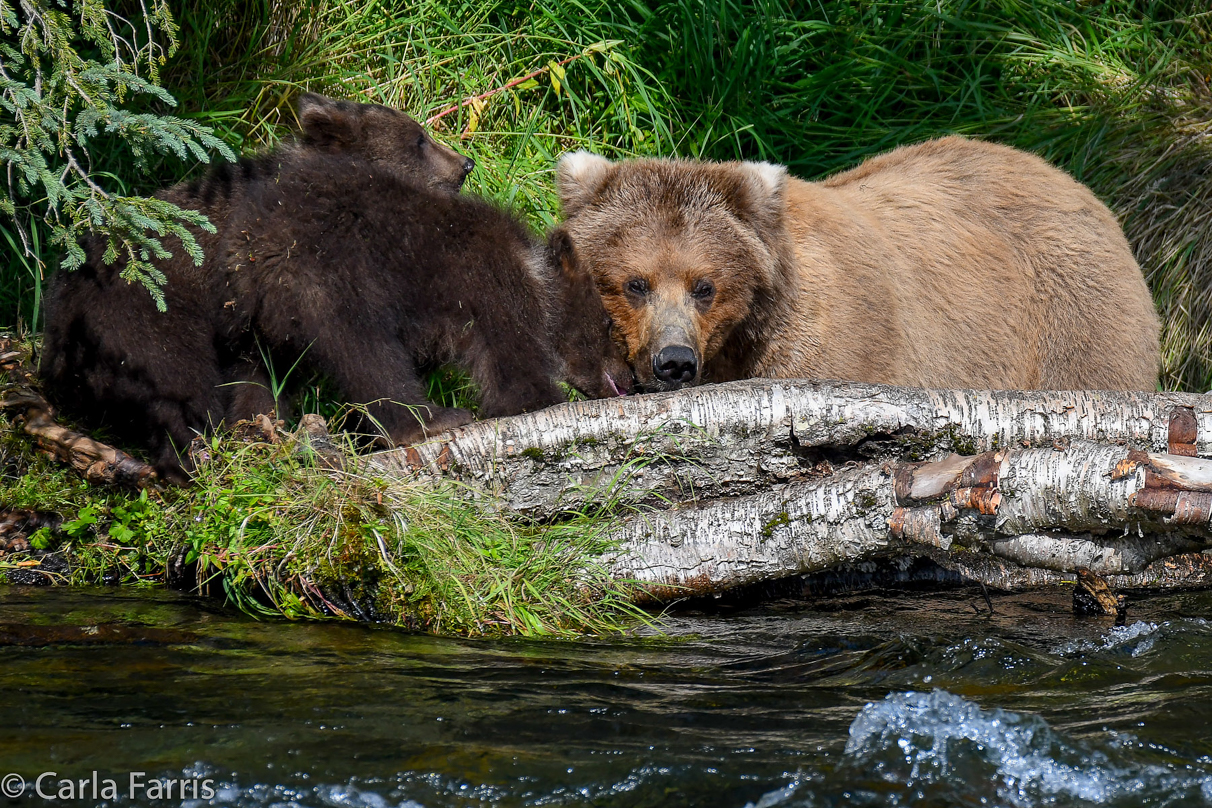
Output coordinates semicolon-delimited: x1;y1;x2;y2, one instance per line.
625;278;649;296
691;279;715;299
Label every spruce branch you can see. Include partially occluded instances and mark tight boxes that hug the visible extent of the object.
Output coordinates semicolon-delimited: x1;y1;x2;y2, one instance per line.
0;0;230;307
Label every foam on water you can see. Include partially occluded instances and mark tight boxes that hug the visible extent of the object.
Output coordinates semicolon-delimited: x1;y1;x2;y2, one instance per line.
1055;617;1212;660
741;781;801;808
843;689;1212;806
196;782;424;808
170;763;690;808
1054;620;1163;657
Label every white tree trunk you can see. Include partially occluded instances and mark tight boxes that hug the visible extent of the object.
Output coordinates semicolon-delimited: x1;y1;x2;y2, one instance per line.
602;440;1212;600
372;379;1212;518
365;379;1212;600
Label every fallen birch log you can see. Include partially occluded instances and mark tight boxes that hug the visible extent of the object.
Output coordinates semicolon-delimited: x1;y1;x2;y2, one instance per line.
369;379;1212;601
602;439;1212;600
374;379;1212;518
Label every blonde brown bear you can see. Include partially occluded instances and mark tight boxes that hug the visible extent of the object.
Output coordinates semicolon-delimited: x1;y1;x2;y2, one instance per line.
555;136;1161;392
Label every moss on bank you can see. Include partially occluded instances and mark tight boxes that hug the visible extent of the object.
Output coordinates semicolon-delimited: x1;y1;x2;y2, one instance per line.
0;417;647;637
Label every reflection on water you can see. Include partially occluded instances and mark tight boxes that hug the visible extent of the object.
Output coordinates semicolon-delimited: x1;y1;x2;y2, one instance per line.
1;585;1211;807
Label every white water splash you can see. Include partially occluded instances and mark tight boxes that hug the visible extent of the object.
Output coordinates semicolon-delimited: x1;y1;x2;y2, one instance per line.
844;689;1212;806
742;781;800;808
1054;620;1161;657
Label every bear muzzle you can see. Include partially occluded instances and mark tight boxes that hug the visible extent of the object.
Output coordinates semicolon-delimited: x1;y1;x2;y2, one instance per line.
634;295;704;391
652;344;697;387
429;141;475;192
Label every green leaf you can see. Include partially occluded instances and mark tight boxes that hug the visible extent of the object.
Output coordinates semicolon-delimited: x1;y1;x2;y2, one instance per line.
29;527;53;550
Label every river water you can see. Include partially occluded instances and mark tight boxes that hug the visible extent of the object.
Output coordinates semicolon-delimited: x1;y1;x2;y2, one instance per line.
2;584;1211;807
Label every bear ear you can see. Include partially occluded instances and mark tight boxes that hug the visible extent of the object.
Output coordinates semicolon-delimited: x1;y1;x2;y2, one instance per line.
743;161;787;200
557;151;614;217
548;227;582;279
720;160;787;232
297;93;360;151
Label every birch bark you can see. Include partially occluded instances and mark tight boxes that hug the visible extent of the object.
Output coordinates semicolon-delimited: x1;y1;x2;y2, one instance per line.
373;379;1212;519
364;379;1212;599
603;440;1212;600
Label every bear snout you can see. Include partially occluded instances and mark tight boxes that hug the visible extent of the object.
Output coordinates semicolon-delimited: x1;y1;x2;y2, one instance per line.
427;139;475;192
652;344;698;387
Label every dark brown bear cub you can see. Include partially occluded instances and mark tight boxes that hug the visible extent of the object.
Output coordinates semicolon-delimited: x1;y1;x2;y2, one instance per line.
42;100;627;483
42;94;473;482
219;149;629;445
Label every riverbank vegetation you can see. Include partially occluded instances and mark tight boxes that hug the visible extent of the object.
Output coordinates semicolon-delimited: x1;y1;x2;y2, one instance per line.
3;0;1211;633
0;402;647;636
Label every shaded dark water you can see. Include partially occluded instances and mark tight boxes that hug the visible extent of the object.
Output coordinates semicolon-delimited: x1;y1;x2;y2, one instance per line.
2;585;1212;807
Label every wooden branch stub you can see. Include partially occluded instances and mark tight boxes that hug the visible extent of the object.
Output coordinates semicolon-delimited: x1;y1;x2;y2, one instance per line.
1172;492;1212;525
1169;406;1199;456
294;413;345;470
1130;456;1212;525
952;485;1001;515
1145;453;1212;491
1073;567;1125;617
893;452;976;502
888;505;946;547
1112;449;1150;480
18;403;158;487
1;336;158;488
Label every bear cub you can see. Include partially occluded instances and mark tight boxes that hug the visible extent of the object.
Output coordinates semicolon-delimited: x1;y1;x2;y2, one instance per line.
42;95;629;483
218;153;631;443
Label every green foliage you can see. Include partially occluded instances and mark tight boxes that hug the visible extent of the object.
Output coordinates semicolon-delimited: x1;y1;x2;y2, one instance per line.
424;365;480;413
0;412;646;636
0;0;233;318
161;0;671;226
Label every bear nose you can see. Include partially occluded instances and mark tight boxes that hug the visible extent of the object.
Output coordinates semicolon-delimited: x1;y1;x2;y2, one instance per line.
653;345;697;385
462;157;475;176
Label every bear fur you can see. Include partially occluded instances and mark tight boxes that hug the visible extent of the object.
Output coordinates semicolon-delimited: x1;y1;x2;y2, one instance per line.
42;97;627;482
555;136;1161;393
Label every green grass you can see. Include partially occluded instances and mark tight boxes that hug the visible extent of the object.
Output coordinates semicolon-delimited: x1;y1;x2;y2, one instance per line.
0;221;47;335
0;408;648;637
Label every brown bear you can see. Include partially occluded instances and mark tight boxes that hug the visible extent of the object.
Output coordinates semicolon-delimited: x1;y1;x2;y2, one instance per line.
555;136;1161;393
42;98;628;483
294;92;475;191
